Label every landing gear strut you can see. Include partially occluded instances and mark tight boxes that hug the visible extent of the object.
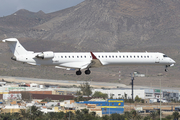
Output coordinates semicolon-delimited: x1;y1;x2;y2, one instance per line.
165;65;169;72
85;69;91;75
76;69;82;75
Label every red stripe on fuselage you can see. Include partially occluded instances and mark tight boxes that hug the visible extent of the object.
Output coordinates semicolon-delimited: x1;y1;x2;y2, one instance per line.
90;52;97;59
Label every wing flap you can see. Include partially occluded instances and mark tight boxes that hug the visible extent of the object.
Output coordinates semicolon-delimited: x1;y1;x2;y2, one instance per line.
27;62;40;66
55;66;76;71
55;52;103;71
59;62;90;70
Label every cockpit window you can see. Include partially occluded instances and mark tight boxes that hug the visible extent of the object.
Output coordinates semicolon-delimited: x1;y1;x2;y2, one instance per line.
163;55;168;57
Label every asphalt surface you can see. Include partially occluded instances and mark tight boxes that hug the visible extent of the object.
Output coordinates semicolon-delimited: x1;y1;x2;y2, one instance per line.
0;76;148;88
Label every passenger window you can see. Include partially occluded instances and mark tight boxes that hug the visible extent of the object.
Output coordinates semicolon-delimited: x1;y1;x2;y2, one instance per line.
134;56;135;58
61;56;63;58
147;56;149;58
109;56;111;58
65;56;67;58
69;56;70;58
112;56;114;58
123;56;125;58
106;56;107;58
81;56;82;58
116;56;117;58
72;56;74;58
137;56;139;58
102;56;104;58
144;56;146;58
130;56;132;58
77;56;79;58
99;56;100;58
127;56;128;58
84;56;86;58
119;56;121;58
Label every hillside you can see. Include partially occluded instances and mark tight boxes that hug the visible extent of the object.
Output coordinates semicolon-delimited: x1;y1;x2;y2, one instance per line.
0;0;180;88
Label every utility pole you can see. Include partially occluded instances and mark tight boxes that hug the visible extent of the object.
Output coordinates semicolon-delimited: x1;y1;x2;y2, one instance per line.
119;69;121;82
69;111;70;120
130;73;134;102
160;79;162;120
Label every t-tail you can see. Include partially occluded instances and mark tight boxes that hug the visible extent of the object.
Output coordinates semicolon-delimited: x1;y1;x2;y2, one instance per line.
1;38;33;59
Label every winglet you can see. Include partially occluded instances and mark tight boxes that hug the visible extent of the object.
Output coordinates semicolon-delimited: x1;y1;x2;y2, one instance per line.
90;52;97;59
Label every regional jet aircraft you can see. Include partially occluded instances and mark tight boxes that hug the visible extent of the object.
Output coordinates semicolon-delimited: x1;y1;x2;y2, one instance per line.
1;38;175;75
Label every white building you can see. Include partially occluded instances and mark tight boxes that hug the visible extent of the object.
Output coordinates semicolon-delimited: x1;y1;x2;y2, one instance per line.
92;88;154;100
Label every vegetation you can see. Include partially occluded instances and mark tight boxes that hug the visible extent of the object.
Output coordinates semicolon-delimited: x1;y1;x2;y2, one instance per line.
79;82;92;97
0;106;179;120
92;91;108;99
135;95;141;103
41;98;52;102
74;95;90;102
74;82;93;102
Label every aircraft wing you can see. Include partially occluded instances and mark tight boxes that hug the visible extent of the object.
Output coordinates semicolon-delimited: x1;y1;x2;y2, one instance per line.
57;62;91;70
55;52;103;70
85;52;103;68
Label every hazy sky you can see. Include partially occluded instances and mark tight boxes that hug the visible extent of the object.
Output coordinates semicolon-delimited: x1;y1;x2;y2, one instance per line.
0;0;84;17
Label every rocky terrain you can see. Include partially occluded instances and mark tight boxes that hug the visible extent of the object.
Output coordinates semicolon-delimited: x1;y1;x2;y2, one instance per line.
0;0;180;88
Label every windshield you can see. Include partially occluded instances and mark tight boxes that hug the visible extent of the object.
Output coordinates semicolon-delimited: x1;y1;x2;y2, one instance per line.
163;55;168;57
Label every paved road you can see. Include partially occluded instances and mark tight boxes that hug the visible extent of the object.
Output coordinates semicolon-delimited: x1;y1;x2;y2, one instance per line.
0;76;149;89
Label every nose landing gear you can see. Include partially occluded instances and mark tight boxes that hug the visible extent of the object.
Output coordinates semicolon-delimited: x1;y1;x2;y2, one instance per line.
165;65;170;72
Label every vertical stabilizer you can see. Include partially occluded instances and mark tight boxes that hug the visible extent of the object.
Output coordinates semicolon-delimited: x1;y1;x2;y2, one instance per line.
2;38;30;56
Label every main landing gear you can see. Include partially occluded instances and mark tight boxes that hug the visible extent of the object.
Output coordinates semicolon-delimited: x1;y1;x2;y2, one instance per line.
76;70;82;75
76;69;91;75
85;69;91;75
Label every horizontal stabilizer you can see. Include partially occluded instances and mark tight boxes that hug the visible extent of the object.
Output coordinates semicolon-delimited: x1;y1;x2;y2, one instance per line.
1;38;33;56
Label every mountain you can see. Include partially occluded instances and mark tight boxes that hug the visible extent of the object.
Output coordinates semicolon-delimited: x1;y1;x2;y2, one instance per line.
0;0;180;87
1;0;180;52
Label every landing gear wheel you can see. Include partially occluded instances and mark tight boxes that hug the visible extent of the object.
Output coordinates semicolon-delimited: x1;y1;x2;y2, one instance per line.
85;69;91;75
165;65;169;72
76;70;82;75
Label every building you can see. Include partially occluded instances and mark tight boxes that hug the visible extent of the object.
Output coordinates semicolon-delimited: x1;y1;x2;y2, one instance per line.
1;105;26;113
77;99;124;115
92;88;179;102
93;88;152;100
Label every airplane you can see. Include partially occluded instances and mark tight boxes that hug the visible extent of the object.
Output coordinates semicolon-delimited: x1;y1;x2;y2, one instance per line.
1;38;176;75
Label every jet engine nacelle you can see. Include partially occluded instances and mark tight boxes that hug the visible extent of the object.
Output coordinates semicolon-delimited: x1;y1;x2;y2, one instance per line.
36;51;54;59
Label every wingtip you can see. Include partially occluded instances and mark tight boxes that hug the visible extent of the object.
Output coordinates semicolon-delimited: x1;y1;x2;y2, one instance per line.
1;40;5;43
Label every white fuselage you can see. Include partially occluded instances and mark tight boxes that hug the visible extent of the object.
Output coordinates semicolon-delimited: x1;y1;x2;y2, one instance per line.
16;52;175;68
2;38;176;75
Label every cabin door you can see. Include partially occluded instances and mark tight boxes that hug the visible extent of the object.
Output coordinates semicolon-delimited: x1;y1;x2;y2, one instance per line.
155;55;160;63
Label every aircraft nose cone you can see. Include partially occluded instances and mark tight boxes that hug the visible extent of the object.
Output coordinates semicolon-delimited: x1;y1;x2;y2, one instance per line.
170;58;176;64
172;59;176;64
